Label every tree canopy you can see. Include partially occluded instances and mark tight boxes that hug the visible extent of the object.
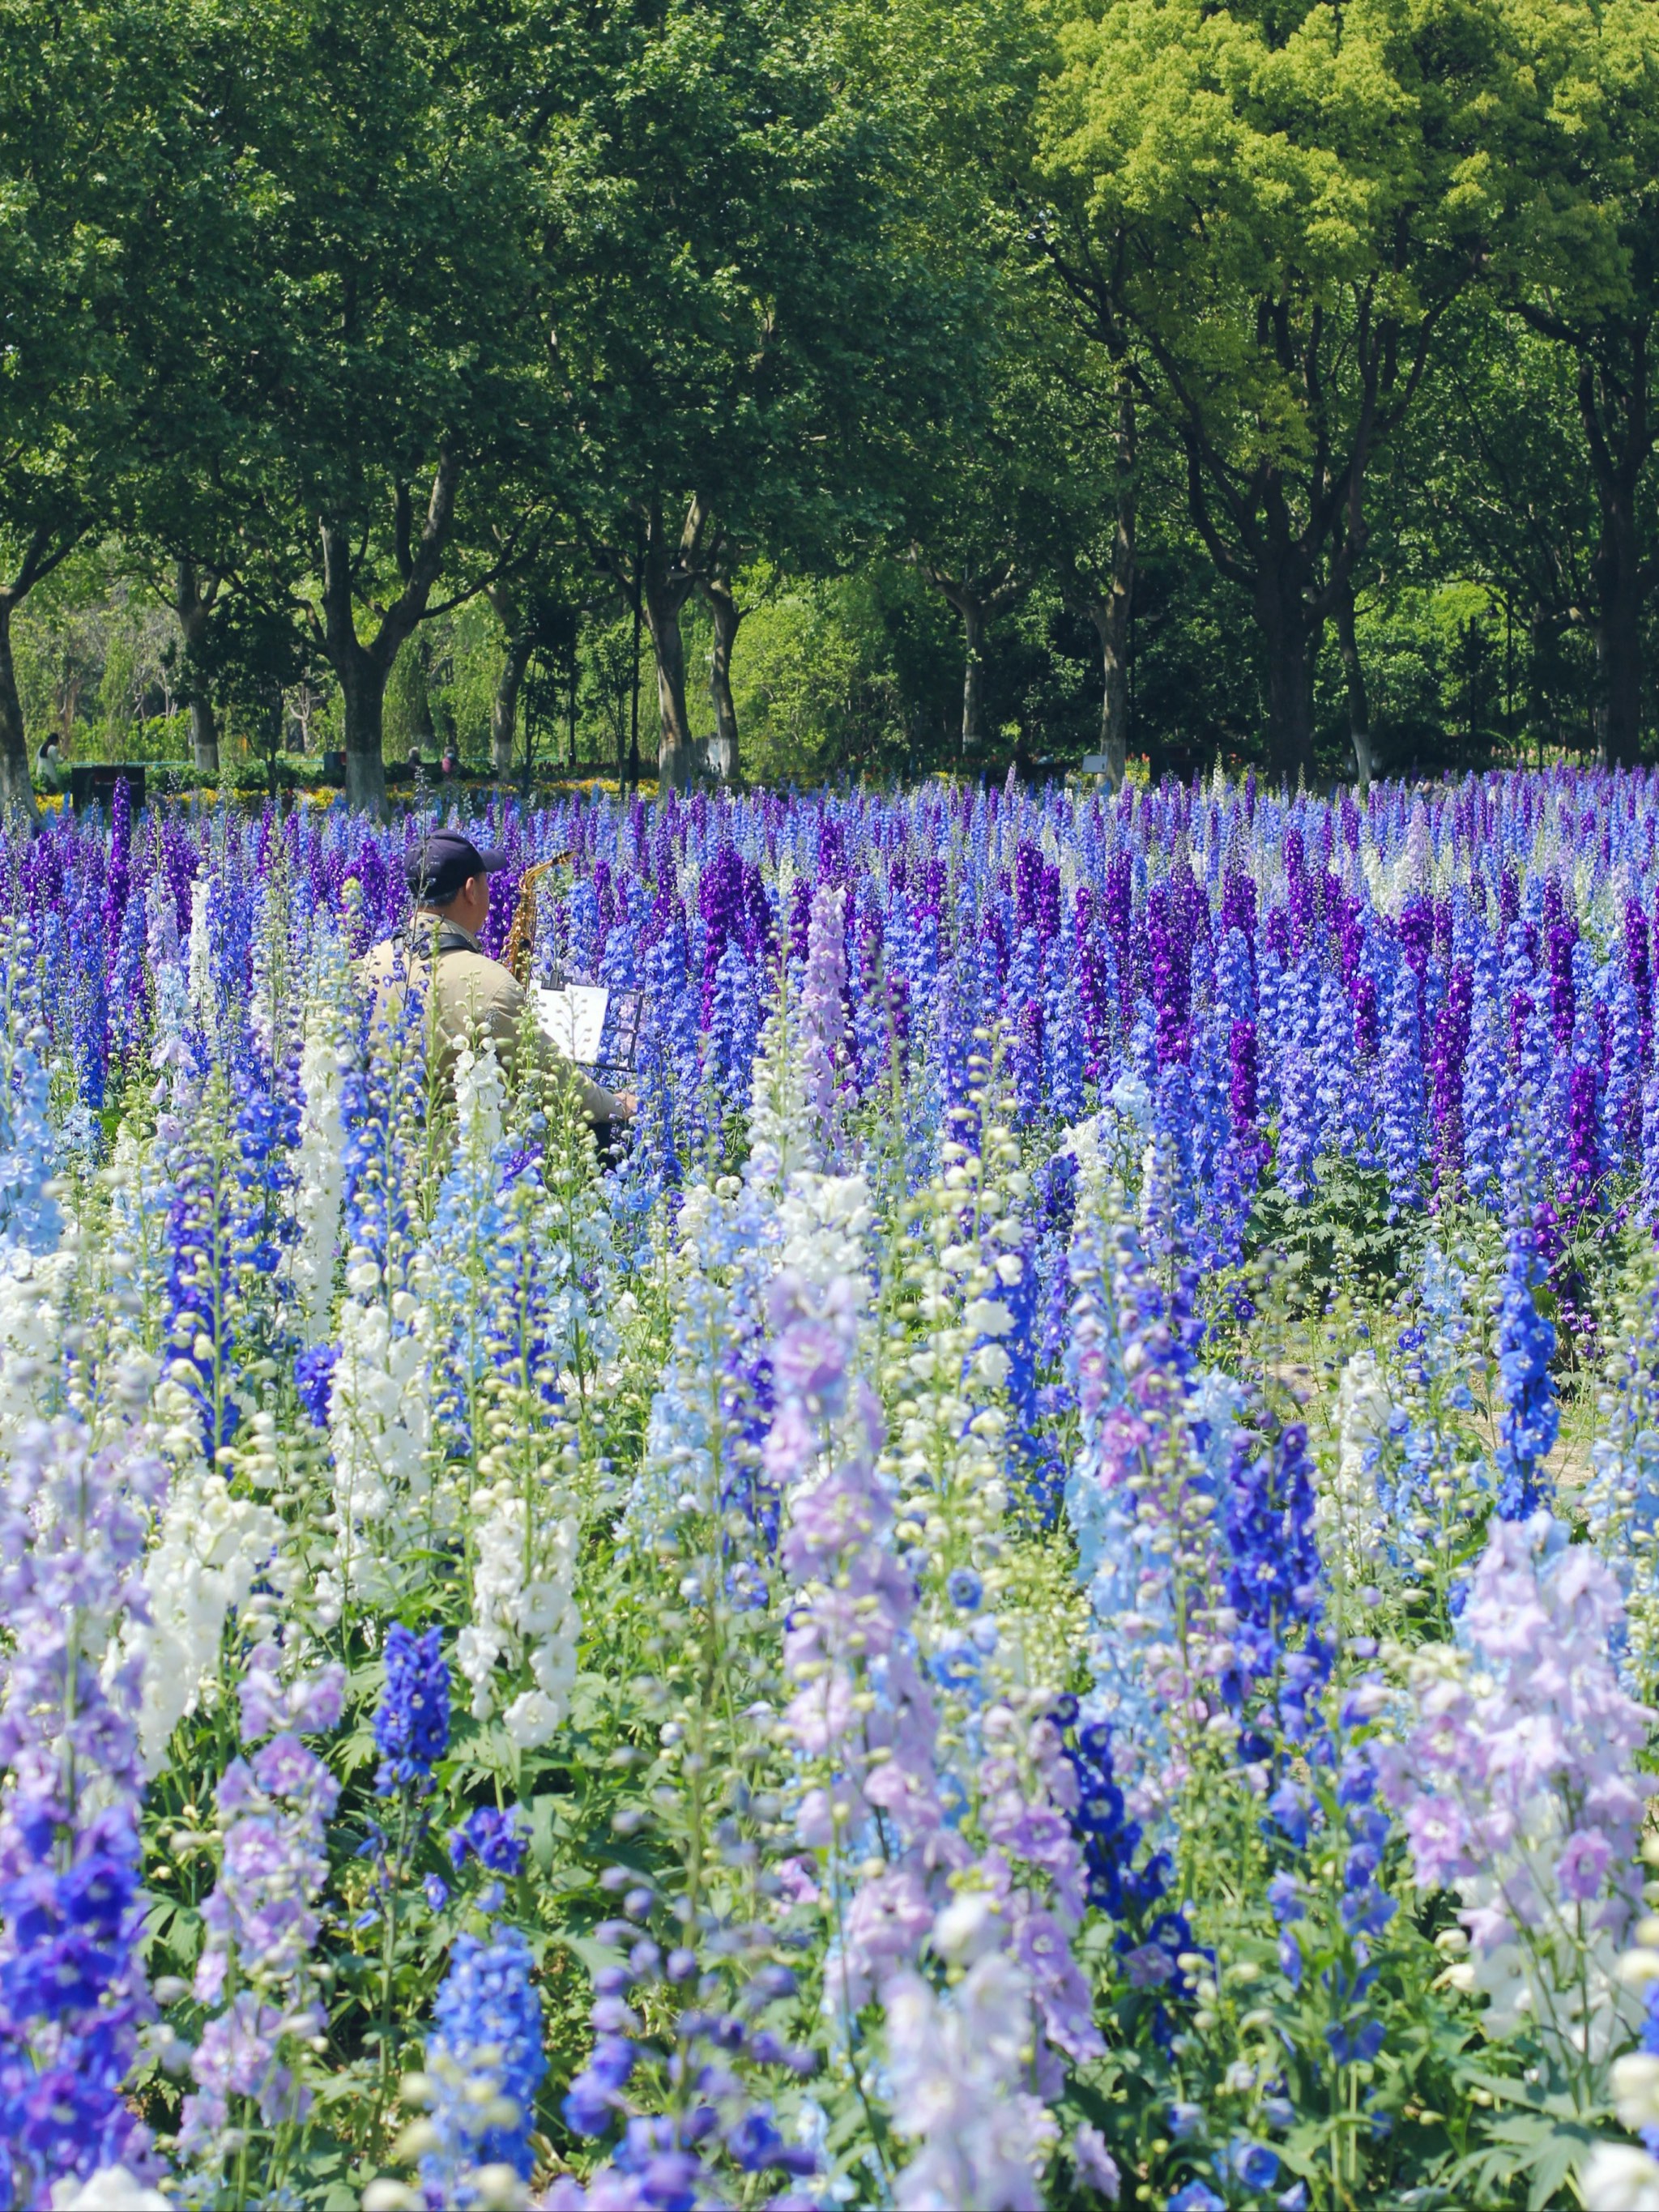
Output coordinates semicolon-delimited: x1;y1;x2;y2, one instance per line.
6;0;1659;799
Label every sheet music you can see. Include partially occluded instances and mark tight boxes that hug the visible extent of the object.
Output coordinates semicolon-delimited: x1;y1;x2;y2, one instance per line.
535;984;609;1064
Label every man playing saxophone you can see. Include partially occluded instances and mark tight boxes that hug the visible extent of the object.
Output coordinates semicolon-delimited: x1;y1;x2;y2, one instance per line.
361;829;630;1130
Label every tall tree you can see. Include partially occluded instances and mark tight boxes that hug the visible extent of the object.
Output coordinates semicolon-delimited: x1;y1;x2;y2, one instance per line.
1409;308;1599;757
480;529;597;779
1054;373;1138;790
548;0;962;789
1034;0;1536;784
1499;0;1659;765
0;0;167;811
151;0;548;812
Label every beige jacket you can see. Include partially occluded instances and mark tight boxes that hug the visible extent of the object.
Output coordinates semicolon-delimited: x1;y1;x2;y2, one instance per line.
360;920;623;1122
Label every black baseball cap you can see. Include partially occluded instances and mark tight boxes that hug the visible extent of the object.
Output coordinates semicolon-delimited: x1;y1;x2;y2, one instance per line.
406;829;509;906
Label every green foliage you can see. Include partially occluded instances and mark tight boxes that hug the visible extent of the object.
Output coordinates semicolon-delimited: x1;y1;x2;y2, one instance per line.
4;0;1659;786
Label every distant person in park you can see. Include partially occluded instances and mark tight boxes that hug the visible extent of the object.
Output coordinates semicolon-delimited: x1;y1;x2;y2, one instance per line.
362;829;630;1128
34;739;63;794
440;744;460;779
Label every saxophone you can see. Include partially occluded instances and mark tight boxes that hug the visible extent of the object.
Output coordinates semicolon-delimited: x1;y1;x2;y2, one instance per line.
502;855;572;983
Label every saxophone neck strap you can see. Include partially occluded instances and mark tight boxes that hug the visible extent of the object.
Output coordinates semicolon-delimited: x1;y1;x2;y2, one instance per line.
392;919;478;961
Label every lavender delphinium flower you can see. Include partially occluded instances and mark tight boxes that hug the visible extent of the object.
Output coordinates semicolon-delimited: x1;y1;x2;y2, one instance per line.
181;1643;345;2167
1376;1511;1651;2098
767;1264;950;1977
882;1952;1056;2211
0;1421;166;2204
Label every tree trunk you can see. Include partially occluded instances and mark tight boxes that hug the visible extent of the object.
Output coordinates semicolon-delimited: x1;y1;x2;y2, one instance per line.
188;696;220;778
484;582;522;778
410;634;437;751
336;654;388;814
1575;333;1653;769
705;573;741;783
174;560;221;777
916;559;1021;758
317;450;460;814
638;496;706;791
0;602;36;817
628;562;642;786
1593;499;1644;767
648;594;695;790
0;526;80;820
489;632;531;782
1255;556;1319;787
958;599;985;754
1087;592;1131;792
322;590;389;816
1090;380;1136;791
1336;582;1373;793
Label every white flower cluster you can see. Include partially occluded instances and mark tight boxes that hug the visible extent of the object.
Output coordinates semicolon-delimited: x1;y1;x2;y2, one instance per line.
327;1256;436;1545
458;1481;579;1750
775;1170;872;1291
884;1126;1014;1558
137;1460;285;1768
453;1038;506;1155
188;877;215;1016
0;1246;76;1447
49;2167;171;2212
1325;1346;1393;1570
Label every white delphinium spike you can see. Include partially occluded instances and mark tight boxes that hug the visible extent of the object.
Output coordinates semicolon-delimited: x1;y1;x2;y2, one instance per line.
135;1458;285;1769
775;1171;873;1295
739;940;871;1432
0;1245;76;1444
188;876;214;1015
454;1037;506;1157
882;1090;1014;1605
1583;2142;1659;2212
1324;1346;1393;1573
420;1039;513;1490
67;1120;164;1443
745;991;812;1191
326;1251;436;1589
457;1478;579;1750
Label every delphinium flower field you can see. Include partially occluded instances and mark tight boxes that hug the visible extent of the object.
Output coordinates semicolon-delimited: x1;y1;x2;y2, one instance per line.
13;769;1659;2212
